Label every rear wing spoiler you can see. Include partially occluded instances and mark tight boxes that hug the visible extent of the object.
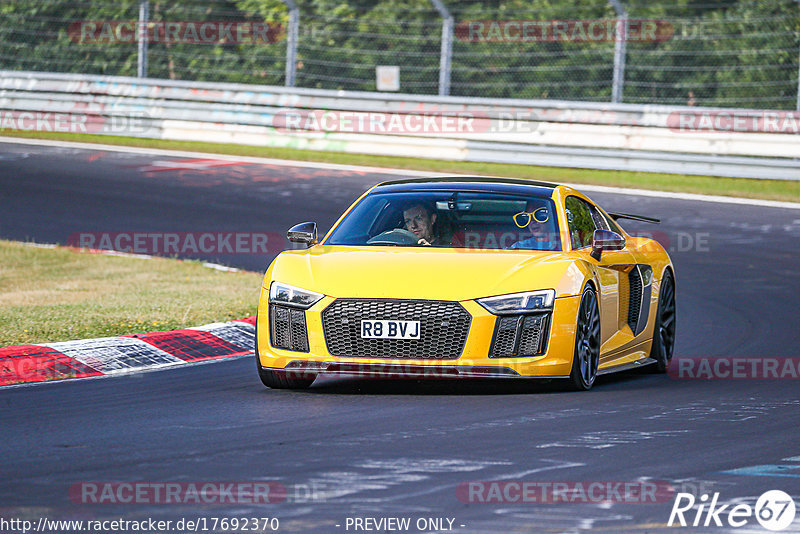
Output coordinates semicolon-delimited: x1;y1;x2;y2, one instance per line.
608;212;661;224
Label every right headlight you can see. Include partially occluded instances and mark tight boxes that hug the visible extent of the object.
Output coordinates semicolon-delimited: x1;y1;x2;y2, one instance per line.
477;289;555;315
269;282;324;309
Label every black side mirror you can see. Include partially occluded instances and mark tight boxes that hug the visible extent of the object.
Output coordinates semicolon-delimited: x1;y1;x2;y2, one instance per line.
287;222;318;247
590;229;625;260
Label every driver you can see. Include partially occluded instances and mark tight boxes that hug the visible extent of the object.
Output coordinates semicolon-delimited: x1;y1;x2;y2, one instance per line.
403;202;442;246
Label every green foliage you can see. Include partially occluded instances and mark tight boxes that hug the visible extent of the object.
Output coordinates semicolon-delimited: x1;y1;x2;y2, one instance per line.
0;0;797;108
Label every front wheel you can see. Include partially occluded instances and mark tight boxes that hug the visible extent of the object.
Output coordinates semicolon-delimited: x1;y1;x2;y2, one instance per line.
649;269;676;373
568;285;601;391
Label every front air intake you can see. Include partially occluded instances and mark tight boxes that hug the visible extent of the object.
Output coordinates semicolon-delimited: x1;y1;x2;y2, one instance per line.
270;304;309;352
489;313;550;358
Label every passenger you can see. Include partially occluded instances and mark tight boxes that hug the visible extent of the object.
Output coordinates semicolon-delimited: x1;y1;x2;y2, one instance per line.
511;205;557;250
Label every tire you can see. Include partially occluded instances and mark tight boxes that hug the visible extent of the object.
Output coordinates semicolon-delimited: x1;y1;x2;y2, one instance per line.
648;269;676;374
254;314;316;389
568;285;601;391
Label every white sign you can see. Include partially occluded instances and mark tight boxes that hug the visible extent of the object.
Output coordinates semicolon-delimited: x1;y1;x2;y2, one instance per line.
376;65;400;91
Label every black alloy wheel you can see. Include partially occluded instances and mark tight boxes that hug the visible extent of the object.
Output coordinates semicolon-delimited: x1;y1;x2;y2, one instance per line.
569;285;601;390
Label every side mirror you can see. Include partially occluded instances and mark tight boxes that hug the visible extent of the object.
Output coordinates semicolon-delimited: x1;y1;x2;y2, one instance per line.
590;229;625;260
287;222;318;247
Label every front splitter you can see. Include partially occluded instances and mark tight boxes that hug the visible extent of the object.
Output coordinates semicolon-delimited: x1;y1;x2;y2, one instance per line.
276;360;567;379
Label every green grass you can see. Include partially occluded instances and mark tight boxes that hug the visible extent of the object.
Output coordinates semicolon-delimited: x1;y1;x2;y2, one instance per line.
0;241;262;347
4;130;799;203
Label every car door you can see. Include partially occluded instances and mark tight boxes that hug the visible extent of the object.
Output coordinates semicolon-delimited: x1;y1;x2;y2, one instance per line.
565;196;637;363
596;206;655;345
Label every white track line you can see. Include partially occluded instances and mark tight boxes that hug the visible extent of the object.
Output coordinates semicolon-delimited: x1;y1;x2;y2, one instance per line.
1;135;798;210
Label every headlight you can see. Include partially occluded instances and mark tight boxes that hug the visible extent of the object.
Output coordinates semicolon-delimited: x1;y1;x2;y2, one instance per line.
269;282;324;309
477;289;555;315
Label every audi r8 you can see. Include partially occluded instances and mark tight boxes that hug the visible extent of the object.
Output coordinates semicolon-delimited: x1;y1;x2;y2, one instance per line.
255;177;676;390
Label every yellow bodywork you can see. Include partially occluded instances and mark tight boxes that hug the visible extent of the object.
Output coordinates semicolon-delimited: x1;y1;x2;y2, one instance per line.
256;184;674;378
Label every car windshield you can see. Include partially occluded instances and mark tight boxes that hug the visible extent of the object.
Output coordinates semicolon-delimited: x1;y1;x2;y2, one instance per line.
325;191;561;251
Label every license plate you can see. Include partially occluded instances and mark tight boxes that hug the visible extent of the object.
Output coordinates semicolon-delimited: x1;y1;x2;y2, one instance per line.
360;320;420;339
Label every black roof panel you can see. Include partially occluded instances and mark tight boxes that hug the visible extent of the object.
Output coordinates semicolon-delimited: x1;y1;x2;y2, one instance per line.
372;176;560;196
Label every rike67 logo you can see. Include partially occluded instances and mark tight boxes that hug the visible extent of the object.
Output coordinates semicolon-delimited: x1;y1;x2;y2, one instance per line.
669;490;796;531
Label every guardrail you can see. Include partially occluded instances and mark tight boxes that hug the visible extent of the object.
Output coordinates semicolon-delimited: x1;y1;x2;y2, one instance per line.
1;71;798;180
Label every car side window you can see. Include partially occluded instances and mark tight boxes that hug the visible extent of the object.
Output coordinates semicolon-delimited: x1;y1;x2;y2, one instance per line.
590;206;609;231
565;196;596;249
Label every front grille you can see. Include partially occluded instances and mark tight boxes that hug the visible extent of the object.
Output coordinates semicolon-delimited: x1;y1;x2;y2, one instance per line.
321;299;471;359
270;304;309;352
627;268;643;332
489;313;550;358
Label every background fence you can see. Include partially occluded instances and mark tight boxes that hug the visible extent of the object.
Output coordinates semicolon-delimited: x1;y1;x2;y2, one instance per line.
1;0;799;110
2;71;798;180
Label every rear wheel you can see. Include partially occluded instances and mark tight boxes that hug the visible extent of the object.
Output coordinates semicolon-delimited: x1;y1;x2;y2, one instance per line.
568;285;601;391
649;269;676;373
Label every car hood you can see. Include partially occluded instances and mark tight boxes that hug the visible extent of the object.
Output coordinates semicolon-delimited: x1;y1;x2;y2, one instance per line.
268;245;584;301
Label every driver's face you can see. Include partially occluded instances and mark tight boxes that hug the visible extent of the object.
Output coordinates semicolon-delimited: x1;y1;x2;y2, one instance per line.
403;206;436;242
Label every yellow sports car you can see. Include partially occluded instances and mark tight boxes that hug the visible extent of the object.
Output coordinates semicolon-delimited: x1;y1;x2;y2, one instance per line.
256;177;675;391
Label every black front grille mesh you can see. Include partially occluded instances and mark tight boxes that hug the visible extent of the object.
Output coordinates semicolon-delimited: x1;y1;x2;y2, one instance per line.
322;299;471;359
490;313;549;358
270;304;309;352
627;268;643;332
492;317;519;356
518;315;546;355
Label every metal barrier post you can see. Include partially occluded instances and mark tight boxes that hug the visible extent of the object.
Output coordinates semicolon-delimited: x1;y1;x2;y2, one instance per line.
137;0;149;78
430;0;453;96
796;0;800;110
282;0;299;87
609;0;628;104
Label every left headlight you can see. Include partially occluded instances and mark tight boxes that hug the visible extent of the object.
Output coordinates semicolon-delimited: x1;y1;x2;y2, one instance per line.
477;289;555;315
269;282;324;309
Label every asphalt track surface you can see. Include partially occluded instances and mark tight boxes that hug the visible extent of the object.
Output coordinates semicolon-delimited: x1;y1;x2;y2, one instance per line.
1;140;800;533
